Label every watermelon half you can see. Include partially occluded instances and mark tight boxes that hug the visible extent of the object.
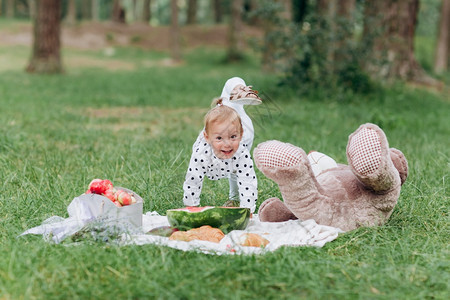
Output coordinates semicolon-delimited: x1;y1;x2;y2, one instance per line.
166;206;250;234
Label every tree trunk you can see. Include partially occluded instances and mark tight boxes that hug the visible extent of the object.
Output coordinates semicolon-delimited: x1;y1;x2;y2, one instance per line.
315;0;333;69
65;0;76;25
279;0;292;21
434;0;450;73
337;0;355;16
6;0;14;18
112;0;125;23
333;0;356;69
170;0;182;62
262;0;294;71
213;0;223;23
187;0;197;25
28;0;36;20
80;0;91;20
293;0;309;23
227;0;244;62
317;0;330;15
132;0;145;22
92;0;99;21
361;0;437;85
132;0;138;21
26;0;63;74
247;0;260;25
143;0;151;24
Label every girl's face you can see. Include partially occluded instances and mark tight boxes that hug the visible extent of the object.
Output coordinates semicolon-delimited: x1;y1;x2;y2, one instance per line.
204;119;242;159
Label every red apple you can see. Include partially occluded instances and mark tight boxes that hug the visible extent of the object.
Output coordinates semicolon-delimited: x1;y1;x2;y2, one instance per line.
115;189;132;206
88;179;102;193
88;179;113;194
103;189;115;202
100;179;113;191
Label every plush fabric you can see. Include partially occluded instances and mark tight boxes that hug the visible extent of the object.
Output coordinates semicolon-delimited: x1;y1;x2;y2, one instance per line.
254;123;408;232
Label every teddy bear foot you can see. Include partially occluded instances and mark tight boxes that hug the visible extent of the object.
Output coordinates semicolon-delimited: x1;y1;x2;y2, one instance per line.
347;123;401;192
258;197;298;222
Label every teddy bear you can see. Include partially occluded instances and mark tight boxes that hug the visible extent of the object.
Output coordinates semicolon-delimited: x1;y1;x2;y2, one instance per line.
253;123;408;232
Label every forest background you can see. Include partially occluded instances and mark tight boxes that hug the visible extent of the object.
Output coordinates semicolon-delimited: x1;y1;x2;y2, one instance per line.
0;0;449;299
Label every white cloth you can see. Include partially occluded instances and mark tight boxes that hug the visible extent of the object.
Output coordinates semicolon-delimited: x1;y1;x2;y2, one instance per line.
125;213;343;255
20;210;343;255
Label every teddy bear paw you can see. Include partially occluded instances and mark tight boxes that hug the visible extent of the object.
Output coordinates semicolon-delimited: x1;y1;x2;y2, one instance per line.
347;126;382;176
254;140;304;168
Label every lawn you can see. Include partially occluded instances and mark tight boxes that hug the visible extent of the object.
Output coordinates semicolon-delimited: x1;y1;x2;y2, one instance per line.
0;30;449;299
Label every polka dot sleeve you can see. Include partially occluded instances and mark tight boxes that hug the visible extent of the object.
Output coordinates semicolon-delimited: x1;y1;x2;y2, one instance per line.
235;150;258;213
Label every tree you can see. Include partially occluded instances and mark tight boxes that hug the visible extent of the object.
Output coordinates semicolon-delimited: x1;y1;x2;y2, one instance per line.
275;0;373;94
434;0;450;74
80;0;91;20
279;0;292;20
28;0;36;20
314;0;356;68
143;0;152;24
292;0;309;23
332;0;356;73
213;0;223;23
112;0;125;23
132;0;138;21
65;0;77;25
187;0;197;25
132;0;146;22
6;0;14;17
92;0;99;21
361;0;437;85
170;0;182;61
26;0;63;74
260;0;292;71
247;0;261;25
226;0;244;62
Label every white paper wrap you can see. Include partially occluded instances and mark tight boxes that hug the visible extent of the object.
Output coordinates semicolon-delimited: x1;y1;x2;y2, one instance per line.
21;189;143;243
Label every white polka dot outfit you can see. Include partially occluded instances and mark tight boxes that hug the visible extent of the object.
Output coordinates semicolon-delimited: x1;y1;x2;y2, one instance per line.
183;77;258;213
183;134;258;212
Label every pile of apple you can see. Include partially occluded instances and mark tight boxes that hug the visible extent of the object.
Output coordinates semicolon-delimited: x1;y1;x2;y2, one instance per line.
85;179;137;207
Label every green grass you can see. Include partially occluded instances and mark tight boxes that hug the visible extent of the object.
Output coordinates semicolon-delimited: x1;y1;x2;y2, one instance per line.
0;42;449;299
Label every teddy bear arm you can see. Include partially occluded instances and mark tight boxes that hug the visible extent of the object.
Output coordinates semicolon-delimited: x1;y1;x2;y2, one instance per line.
254;140;337;224
254;140;327;209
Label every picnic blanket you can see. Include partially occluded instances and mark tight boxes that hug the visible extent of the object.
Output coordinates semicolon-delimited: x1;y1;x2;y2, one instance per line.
20;197;343;255
131;212;343;254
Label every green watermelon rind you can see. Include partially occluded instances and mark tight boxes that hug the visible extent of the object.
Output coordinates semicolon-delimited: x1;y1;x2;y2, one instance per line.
166;207;250;234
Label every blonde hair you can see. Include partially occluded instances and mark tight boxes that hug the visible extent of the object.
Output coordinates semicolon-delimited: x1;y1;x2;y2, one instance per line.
204;98;243;135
